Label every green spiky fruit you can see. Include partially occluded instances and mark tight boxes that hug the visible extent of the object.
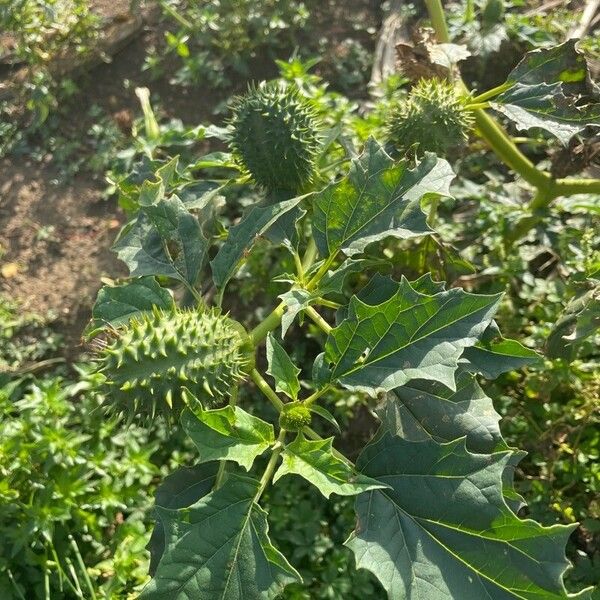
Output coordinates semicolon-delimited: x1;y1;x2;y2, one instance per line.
279;402;312;432
387;79;474;158
229;82;322;193
95;307;254;421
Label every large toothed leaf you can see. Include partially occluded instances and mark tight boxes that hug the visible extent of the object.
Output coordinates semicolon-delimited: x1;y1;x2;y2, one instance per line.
210;195;307;289
492;41;600;144
379;370;506;453
311;138;454;257
492;82;600;144
462;336;541;379
266;334;301;400
147;463;218;576
88;277;174;336
273;433;387;498
316;275;501;395
503;40;594;94
346;433;591;600
113;195;208;287
141;474;301;600
181;405;274;471
379;369;527;512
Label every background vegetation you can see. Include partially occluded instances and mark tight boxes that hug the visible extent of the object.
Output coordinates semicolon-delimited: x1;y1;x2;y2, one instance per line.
0;0;598;597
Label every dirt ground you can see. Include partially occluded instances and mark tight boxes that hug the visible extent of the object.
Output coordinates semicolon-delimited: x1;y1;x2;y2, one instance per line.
0;159;125;343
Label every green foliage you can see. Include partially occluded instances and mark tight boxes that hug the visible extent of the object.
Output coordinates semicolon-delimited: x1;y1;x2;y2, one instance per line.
151;0;310;88
348;433;584;599
140;474;301;599
94;307;254;420
387;79;474;158
491;41;600;144
78;30;600;589
0;296;61;371
0;375;161;597
182;403;274;471
229;83;322;194
0;0;98;124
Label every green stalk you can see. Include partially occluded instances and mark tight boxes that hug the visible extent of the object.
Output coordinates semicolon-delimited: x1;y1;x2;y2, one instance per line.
69;536;97;600
301;237;318;272
470;82;513;103
424;0;450;42
473;110;552;190
254;428;287;502
304;385;331;407
554;177;600;198
159;0;193;28
7;570;27;600
250;302;287;345
251;368;284;411
214;386;239;489
304;306;333;334
464;0;475;23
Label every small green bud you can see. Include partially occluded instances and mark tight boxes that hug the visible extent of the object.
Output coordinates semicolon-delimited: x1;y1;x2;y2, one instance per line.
387;78;474;158
279;402;312;432
229;82;322;194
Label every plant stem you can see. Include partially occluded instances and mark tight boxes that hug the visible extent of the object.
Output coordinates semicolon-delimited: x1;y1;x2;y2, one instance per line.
304;306;333;334
250;302;287;345
301;237;318;271
214;386;239;489
315;297;341;309
254;428;287;502
554;177;600;198
306;253;337;291
7;570;27;600
251;368;284;411
464;0;475;23
424;0;450;42
68;536;97;600
304;385;331;407
470;82;513;103
159;0;193;28
464;102;490;111
473;109;552;190
293;250;305;281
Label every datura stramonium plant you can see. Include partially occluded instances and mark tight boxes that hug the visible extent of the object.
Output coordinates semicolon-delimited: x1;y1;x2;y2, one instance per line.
387;78;474;158
95;307;254;420
229;81;322;194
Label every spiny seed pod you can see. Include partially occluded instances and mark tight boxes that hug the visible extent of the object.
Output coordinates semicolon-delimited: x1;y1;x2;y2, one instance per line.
95;307;254;421
279;402;312;432
229;82;322;194
387;78;474;158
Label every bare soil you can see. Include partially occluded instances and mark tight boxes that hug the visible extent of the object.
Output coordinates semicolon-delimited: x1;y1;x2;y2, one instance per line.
0;159;125;348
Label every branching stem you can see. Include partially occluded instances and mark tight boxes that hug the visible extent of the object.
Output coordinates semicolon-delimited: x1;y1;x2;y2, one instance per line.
423;0;600;242
254;428;287;502
305;306;333;334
